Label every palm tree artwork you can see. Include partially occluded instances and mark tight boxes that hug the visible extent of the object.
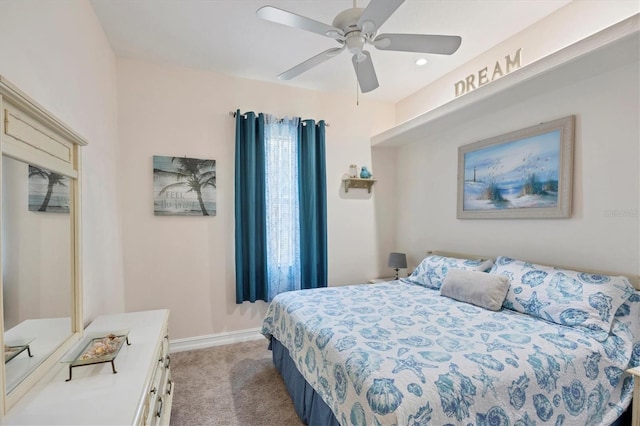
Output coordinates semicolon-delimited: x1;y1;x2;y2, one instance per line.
28;165;70;213
153;156;216;216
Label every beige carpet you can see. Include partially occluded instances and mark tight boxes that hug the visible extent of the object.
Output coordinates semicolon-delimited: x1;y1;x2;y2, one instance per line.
170;339;304;426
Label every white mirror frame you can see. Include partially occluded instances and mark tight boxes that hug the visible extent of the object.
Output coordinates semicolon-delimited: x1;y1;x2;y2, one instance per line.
0;75;86;413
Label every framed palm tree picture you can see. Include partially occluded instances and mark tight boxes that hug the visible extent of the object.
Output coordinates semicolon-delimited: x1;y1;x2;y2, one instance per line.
28;165;70;213
153;155;216;216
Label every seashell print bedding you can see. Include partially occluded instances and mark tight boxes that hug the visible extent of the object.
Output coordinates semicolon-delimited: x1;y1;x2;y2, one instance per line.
261;281;639;426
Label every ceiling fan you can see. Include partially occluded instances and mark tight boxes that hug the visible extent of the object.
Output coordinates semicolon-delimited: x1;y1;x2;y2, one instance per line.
256;0;462;93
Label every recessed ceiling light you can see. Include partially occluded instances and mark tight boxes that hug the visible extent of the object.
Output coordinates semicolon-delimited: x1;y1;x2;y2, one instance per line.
415;58;428;66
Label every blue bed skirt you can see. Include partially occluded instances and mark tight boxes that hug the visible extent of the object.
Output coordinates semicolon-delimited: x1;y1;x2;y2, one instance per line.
270;338;339;426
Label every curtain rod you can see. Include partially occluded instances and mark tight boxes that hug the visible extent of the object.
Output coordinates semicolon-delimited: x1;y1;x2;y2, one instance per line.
228;111;330;127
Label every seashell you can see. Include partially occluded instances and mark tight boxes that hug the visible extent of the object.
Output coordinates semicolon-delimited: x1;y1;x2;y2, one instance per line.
505;358;519;368
578;273;610;284
345;349;383;395
477;406;510;426
407;383;423;397
390;316;415;326
397;347;409;357
333;364;347;403
434;363;476;421
546;273;583;303
541;333;578;350
350;402;366;425
294;323;305;349
398;336;433;347
436;337;473;352
559;308;590;326
508;374;529;410
585;383;609;426
522;270;548;287
604;366;623;387
533;394;553;421
553;393;561;407
449;329;474;338
464;353;504;371
334;336;357;352
499;333;531;344
366;378;404;415
588;291;613;322
561;380;586;416
315;328;334;350
474;322;507;332
304;347;316;373
497;256;514;265
622;376;634;400
555;414;566;426
583;352;601;380
359;325;390;341
365;342;393;352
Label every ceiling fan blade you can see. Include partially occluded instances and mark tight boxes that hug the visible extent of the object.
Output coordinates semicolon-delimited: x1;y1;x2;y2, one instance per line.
278;47;345;80
351;51;379;93
357;0;405;33
374;33;462;55
257;6;344;39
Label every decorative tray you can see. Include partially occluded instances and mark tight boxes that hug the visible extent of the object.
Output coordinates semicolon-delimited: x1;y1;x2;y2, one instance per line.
62;330;130;381
4;339;34;364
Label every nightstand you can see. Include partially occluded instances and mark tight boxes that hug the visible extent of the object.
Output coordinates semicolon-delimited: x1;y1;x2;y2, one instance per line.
628;366;640;426
367;277;396;284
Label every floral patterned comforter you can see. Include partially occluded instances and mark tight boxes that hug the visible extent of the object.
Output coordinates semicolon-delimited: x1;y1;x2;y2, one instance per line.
261;281;639;426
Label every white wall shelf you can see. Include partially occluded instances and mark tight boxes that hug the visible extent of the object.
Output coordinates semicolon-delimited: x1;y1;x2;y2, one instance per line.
342;178;377;193
371;15;639;147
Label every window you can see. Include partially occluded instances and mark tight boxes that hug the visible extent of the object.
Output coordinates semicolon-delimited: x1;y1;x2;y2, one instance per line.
235;110;327;304
264;116;301;300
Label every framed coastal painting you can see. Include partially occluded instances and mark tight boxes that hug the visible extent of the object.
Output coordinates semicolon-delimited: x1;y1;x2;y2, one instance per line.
457;115;574;219
153;155;216;216
28;165;70;213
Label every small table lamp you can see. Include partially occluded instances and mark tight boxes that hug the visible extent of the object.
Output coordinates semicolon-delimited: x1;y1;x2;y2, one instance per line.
388;252;407;280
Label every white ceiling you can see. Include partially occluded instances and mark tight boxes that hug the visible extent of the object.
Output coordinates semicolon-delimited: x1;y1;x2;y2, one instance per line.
90;0;572;103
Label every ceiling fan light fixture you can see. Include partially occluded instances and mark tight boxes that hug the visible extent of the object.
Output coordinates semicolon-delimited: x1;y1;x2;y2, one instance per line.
415;58;428;66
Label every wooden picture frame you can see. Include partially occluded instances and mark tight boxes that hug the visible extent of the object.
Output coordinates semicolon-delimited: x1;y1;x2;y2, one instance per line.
457;115;575;219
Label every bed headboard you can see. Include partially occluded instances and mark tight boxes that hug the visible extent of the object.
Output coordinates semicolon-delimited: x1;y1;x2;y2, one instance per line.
426;250;640;290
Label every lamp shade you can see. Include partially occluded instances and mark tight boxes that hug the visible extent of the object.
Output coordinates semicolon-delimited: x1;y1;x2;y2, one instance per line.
387;252;407;269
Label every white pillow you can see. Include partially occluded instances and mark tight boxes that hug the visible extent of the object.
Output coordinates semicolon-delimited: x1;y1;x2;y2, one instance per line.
440;269;510;311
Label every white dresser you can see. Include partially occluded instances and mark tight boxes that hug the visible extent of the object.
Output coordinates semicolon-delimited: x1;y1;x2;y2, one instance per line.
2;310;173;425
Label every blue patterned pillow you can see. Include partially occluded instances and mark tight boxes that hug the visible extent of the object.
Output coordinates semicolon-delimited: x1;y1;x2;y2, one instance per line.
491;256;634;342
613;290;640;367
404;255;494;290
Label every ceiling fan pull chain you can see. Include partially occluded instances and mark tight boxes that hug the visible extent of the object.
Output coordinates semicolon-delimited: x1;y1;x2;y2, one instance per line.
356;59;359;106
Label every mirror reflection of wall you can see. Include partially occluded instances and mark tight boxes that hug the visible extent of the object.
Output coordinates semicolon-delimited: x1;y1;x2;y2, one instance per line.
2;155;72;393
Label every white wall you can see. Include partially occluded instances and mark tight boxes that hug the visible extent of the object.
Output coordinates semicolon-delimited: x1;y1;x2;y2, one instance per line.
394;60;639;278
0;0;125;323
116;59;394;339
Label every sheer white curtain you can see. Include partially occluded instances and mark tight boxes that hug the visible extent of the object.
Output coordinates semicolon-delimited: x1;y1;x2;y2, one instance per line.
264;115;301;301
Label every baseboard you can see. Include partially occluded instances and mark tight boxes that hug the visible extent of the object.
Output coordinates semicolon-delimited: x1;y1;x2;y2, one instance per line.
169;327;265;353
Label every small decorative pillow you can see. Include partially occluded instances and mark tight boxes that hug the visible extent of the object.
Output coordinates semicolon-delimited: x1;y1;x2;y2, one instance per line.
440;269;510;311
405;255;494;290
492;256;634;342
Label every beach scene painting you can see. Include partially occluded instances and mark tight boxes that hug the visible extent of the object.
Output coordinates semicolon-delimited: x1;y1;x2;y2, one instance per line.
28;165;70;213
457;116;574;219
153;155;216;216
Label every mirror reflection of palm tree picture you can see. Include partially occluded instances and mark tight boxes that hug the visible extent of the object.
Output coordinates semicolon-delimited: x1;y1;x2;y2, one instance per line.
153;156;216;216
28;165;70;213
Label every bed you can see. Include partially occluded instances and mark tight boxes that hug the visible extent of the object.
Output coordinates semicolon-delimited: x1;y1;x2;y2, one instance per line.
261;254;640;426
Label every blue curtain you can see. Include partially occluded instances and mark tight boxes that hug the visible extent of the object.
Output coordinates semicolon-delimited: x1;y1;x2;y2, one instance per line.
298;120;328;289
235;112;327;303
235;111;268;303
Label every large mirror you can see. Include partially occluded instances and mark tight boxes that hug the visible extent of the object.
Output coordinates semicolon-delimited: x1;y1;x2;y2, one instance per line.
1;155;73;393
0;75;86;412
